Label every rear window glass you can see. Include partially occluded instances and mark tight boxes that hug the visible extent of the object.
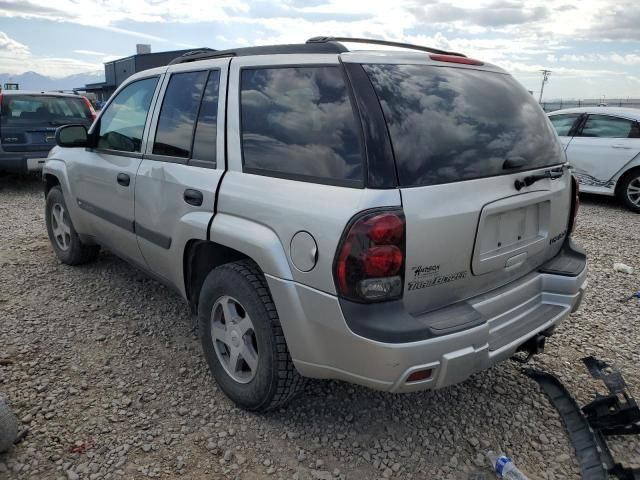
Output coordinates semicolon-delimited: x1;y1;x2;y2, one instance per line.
1;95;91;126
363;64;564;187
240;66;363;186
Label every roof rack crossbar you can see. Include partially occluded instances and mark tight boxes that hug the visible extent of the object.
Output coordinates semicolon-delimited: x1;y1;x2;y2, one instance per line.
306;36;466;57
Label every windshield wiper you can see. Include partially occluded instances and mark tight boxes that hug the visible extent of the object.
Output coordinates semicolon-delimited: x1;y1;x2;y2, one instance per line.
514;167;565;191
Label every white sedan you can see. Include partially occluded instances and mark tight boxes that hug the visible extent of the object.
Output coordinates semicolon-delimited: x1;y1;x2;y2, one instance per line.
548;107;640;212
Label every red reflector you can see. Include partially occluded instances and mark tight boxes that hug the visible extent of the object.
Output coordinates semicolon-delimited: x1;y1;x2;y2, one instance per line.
407;369;433;383
430;54;484;66
363;245;402;277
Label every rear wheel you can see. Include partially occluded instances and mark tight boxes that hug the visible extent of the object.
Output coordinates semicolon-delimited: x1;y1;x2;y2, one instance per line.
616;169;640;213
45;186;100;264
198;260;304;411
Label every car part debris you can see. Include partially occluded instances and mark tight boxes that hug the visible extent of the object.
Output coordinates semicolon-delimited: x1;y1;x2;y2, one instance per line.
613;263;634;274
0;396;18;453
622;291;640;303
526;357;640;480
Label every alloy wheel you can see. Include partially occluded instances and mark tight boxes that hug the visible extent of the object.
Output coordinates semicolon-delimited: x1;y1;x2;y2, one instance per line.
627;176;640;207
51;203;71;251
210;295;259;383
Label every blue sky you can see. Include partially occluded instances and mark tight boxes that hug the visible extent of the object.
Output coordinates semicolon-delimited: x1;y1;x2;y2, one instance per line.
0;0;638;100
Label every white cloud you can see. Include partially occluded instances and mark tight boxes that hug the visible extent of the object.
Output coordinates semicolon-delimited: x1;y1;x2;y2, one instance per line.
0;31;102;77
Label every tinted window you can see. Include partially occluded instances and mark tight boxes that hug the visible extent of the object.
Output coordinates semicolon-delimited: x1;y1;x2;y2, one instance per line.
153;71;207;158
240;66;363;185
98;77;158;152
191;71;221;165
363;64;564;187
580;115;634;138
1;95;91;126
549;114;580;137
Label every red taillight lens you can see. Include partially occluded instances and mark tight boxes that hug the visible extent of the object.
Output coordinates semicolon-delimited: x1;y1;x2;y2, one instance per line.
429;54;484;66
82;96;97;121
334;209;405;302
568;175;579;234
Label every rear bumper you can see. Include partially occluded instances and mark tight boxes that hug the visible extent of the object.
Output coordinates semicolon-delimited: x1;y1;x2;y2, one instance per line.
0;152;49;172
268;243;587;393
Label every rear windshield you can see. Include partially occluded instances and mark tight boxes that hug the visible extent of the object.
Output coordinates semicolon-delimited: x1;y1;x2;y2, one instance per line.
363;64;564;187
1;95;91;126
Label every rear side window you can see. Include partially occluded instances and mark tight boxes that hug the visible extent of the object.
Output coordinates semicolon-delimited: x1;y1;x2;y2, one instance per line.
240;66;363;186
549;114;580;137
1;95;91;126
191;70;221;166
579;115;636;138
153;71;208;158
363;64;564;187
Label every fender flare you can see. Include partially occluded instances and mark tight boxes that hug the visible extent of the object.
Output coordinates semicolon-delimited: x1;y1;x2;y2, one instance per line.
208;213;293;281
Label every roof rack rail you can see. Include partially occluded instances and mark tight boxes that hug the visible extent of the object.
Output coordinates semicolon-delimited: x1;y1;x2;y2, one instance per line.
306;36;466;57
169;42;347;65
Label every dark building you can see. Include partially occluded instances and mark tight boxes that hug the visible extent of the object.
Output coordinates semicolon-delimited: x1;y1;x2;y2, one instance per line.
78;46;204;102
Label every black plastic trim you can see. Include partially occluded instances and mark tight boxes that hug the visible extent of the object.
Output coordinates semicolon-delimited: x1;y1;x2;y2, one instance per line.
136;223;172;249
77;198;134;233
538;237;587;277
525;369;610;480
342;63;397;188
339;297;485;343
340;236;586;343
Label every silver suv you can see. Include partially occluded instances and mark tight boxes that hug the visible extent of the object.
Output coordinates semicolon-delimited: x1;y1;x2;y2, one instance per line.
43;37;587;411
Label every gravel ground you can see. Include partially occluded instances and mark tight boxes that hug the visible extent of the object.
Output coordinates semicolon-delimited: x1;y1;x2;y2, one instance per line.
0;173;638;480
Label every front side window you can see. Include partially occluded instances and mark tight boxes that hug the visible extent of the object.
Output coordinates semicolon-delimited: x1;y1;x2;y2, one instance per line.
580;115;636;138
363;64;564;187
153;71;208;158
549;114;580;137
98;77;159;152
240;66;363;185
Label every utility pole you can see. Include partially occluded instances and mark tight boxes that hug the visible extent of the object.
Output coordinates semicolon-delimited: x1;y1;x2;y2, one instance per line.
539;69;551;103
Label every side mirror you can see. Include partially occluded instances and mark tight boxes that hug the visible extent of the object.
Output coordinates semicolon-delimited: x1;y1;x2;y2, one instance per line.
55;124;88;148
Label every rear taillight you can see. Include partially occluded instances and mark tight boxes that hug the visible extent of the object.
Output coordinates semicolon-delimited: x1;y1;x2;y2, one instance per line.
334;209;405;302
82;96;97;121
568;175;579;235
429;54;484;66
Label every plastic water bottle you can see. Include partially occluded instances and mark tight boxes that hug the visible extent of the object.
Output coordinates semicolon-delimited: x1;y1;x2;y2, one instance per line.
487;451;530;480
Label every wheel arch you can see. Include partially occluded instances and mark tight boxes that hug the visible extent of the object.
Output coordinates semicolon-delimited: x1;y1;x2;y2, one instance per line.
614;165;640;196
184;214;295;315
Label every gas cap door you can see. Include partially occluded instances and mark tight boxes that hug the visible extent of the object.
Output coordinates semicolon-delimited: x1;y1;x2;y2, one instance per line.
290;231;318;272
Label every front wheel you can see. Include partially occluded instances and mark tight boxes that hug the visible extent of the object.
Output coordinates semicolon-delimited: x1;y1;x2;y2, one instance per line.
45;186;100;264
198;260;304;411
617;170;640;213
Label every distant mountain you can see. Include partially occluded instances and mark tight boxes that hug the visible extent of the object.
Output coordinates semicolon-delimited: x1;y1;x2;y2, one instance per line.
0;71;104;92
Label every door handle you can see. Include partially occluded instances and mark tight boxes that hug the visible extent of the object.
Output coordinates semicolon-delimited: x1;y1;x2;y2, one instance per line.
117;173;130;187
183;189;203;206
612;144;631;149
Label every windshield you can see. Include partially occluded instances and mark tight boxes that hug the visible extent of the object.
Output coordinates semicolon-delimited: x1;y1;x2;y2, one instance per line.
1;95;91;126
363;64;564;187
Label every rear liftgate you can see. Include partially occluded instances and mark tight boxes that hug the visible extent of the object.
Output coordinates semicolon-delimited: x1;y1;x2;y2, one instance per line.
526;357;640;480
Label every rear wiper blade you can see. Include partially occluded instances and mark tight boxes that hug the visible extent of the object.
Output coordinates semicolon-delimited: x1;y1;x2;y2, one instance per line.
514;167;564;191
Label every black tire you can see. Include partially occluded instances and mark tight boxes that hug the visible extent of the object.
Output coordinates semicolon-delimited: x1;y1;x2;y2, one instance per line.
616;169;640;213
45;186;100;265
198;260;304;411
